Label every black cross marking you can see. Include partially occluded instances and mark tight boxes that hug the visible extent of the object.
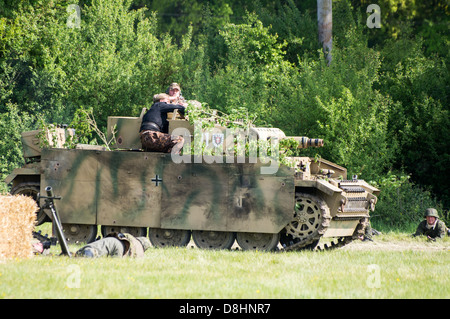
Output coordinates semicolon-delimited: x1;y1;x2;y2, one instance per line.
152;174;163;187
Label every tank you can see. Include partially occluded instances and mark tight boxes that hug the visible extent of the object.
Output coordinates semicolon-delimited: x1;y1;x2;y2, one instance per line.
5;109;380;251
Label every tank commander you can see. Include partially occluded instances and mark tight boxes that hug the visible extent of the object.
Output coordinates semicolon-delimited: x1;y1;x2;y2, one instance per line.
140;93;186;154
75;233;151;258
412;208;449;241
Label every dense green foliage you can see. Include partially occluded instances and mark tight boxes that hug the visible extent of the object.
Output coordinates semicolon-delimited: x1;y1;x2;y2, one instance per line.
0;0;448;229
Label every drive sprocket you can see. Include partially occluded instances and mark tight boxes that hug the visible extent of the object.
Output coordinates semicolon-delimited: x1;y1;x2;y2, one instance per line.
281;193;331;251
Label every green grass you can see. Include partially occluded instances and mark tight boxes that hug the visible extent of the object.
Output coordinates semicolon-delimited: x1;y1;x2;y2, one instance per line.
1;225;449;299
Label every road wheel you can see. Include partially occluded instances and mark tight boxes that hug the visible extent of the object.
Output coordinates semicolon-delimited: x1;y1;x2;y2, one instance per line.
236;232;280;251
192;230;235;250
62;223;97;244
101;226;147;238
148;228;191;248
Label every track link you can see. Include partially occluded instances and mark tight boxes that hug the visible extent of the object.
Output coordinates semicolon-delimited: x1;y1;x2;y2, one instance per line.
281;215;369;252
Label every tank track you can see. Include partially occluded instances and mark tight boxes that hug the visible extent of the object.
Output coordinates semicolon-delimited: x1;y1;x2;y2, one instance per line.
281;234;324;252
314;217;368;251
281;206;369;252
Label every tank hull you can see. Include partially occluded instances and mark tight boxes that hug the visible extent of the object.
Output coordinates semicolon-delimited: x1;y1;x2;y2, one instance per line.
5;120;380;250
39;148;295;234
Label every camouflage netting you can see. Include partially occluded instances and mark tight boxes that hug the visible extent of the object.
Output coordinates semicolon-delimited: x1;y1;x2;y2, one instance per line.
0;195;37;259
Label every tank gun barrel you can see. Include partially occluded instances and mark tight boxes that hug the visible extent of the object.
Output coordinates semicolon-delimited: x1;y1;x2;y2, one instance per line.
284;136;324;149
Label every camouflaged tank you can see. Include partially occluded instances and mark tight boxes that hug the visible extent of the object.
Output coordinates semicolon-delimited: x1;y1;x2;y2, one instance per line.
5;109;380;251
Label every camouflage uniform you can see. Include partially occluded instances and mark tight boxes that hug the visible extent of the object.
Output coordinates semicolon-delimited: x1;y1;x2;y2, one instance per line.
413;208;448;239
140;93;186;154
75;233;151;258
140;130;184;154
363;222;373;241
413;219;447;239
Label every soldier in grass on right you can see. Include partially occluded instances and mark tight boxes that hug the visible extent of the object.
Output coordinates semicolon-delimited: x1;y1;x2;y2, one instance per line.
412;208;449;241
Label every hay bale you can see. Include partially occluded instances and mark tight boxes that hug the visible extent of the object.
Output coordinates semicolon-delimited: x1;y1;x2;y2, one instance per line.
0;194;38;259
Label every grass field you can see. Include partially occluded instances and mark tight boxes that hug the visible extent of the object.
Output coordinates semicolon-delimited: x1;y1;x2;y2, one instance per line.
1;226;449;300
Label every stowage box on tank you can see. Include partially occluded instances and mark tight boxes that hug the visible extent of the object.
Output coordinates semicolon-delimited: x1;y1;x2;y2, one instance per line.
5;109;380;251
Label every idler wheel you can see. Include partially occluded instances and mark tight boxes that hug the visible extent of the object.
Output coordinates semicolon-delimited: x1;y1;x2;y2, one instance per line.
10;182;49;225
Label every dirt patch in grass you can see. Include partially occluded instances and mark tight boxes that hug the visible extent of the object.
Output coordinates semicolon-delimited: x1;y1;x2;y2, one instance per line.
340;237;450;252
185;235;450;252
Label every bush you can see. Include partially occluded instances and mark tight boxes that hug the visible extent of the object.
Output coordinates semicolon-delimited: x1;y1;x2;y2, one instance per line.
0;0;449;227
377;35;450;208
371;173;445;232
0;103;35;193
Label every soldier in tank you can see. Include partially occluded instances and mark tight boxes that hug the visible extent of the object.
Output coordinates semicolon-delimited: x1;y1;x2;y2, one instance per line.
75;233;151;258
412;208;449;241
165;82;186;105
139;93;187;154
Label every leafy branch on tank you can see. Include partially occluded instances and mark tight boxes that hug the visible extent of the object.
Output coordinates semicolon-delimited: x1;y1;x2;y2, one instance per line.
185;102;258;130
36;108;118;151
35;103;321;174
183;102;316;169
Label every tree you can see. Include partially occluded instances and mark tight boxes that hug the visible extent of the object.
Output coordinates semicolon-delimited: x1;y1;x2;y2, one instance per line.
317;0;332;64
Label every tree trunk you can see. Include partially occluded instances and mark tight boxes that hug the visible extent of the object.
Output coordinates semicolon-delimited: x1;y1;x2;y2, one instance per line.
317;0;332;64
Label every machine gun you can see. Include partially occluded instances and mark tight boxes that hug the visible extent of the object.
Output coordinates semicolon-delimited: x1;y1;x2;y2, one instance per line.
38;186;72;257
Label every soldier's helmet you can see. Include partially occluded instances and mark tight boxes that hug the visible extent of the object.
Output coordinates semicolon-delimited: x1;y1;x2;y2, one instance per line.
169;82;181;91
136;237;151;251
424;208;439;218
166;82;182;95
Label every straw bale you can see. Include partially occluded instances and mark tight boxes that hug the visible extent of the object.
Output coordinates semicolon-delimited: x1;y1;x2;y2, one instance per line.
0;194;38;259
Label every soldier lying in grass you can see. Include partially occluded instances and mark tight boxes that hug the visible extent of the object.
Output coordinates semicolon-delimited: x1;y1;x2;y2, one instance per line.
412;208;449;241
75;232;151;257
